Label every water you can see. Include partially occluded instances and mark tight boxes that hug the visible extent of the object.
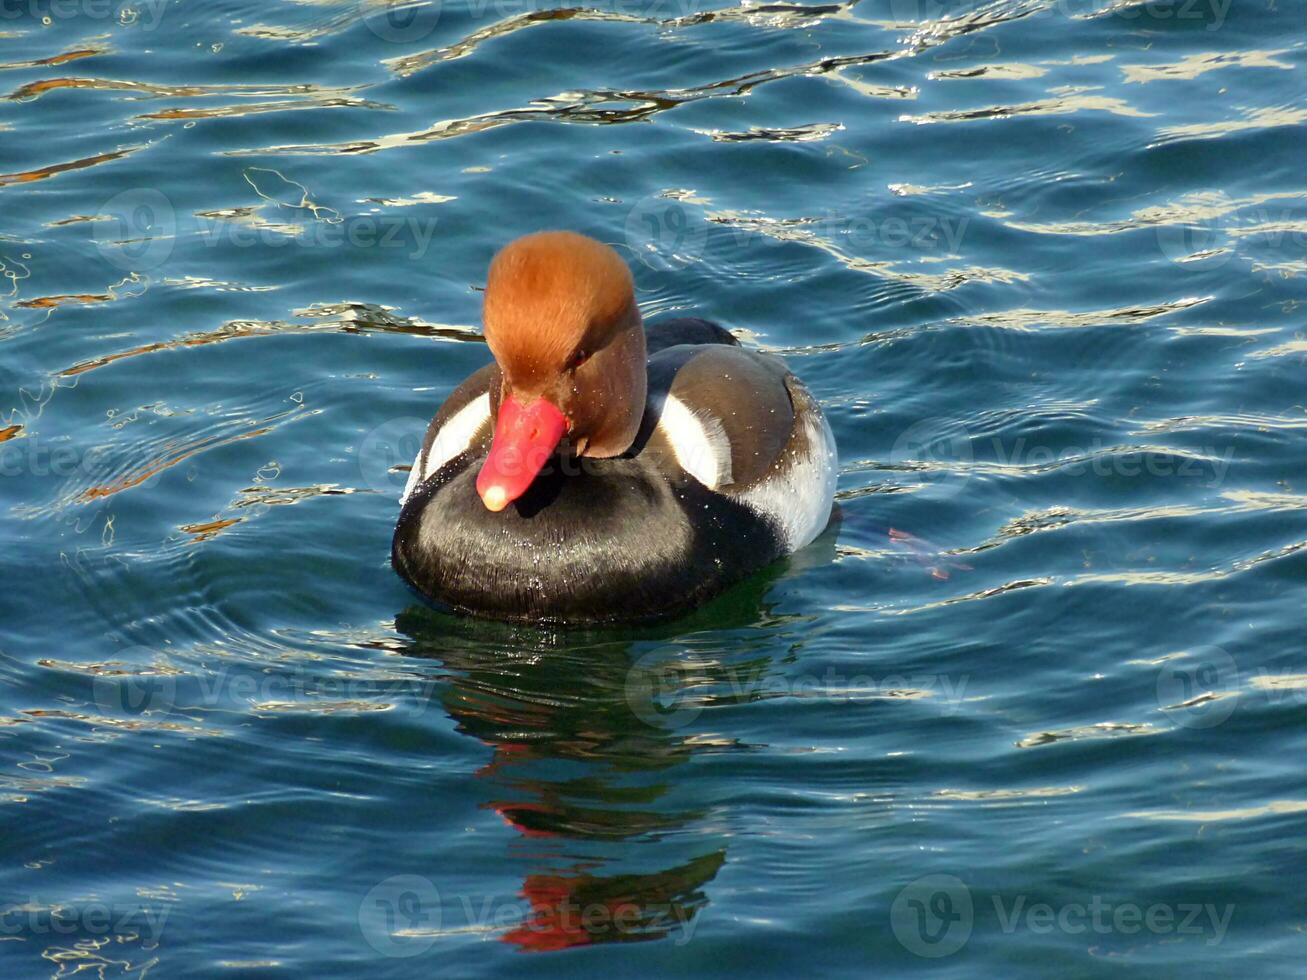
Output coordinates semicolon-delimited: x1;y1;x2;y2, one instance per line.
2;0;1305;975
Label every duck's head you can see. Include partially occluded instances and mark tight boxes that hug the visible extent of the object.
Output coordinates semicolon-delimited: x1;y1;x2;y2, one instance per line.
476;231;647;512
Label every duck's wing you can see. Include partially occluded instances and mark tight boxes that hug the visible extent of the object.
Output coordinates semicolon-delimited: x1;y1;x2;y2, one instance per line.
638;344;838;550
642;344;792;489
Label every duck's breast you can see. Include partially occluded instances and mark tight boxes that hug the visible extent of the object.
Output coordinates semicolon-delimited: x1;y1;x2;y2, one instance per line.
393;449;782;623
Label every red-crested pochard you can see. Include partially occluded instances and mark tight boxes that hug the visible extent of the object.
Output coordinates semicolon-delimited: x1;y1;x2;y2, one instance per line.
392;231;837;623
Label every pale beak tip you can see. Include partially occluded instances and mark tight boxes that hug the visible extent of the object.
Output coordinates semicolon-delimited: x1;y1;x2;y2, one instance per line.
481;485;509;512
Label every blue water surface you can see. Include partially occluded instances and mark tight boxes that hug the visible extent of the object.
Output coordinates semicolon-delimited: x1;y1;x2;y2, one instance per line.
2;0;1306;976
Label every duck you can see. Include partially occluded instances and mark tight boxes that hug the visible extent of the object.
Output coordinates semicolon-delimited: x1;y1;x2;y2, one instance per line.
392;231;837;624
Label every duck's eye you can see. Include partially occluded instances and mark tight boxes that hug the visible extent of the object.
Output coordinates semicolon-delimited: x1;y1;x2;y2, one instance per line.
568;349;590;371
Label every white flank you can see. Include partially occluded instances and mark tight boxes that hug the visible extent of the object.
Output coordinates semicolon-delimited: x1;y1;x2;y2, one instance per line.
400;392;491;504
739;408;838;551
654;393;733;490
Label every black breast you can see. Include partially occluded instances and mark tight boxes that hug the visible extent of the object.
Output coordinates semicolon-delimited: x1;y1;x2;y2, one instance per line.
392;452;784;624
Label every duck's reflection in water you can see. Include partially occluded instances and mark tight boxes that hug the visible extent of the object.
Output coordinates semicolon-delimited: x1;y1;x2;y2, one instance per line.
394;566;807;951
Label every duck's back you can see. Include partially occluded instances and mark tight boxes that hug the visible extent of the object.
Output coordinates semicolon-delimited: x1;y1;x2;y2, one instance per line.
645;317;739;353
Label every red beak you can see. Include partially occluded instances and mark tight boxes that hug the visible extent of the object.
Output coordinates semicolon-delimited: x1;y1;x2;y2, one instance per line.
476;396;569;512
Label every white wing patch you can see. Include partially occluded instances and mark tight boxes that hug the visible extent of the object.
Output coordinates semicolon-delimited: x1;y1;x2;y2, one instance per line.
400;392;491;504
738;406;837;552
653;393;733;490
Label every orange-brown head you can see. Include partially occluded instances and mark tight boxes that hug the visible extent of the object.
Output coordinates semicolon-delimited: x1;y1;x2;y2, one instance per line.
476;231;647;512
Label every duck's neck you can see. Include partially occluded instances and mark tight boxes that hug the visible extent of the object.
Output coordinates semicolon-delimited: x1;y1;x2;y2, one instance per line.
576;307;647;458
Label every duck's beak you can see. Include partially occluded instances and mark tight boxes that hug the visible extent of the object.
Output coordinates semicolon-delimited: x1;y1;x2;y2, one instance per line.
476;396;569;512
